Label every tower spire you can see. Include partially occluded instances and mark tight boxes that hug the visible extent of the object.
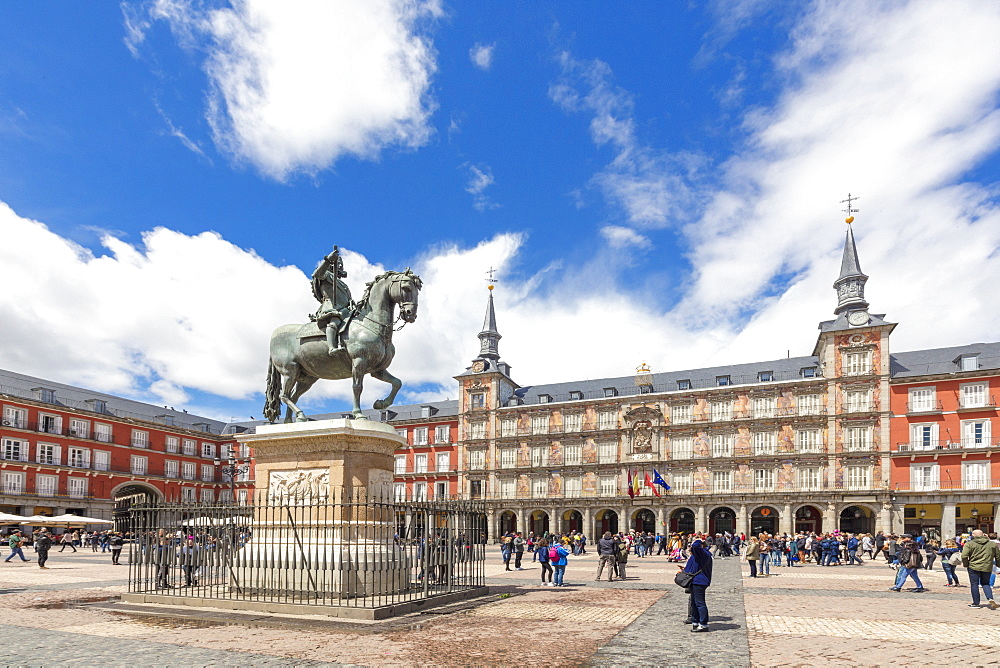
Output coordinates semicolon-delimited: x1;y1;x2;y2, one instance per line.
477;268;501;361
833;194;869;316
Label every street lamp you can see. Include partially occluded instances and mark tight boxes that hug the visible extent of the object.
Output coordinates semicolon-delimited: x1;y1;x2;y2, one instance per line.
972;506;980;518
919;507;926;519
214;457;250;502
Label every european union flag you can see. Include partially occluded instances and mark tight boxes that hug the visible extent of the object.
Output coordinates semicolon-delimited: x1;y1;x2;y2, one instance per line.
652;468;671;491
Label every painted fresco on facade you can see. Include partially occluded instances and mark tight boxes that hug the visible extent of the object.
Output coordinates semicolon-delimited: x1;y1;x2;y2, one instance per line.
516;475;530;497
779;425;795;454
735;464;752;492
777;461;795;490
693;466;710;492
582;438;597;464
548;474;562;496
582;471;597;496
735;427;752;456
777;390;794;415
549;441;563;466
517;443;530;467
734;393;750;419
692;398;709;422
693;432;710;458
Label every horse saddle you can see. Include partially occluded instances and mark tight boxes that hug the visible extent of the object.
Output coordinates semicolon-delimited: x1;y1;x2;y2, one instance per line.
297;321;325;343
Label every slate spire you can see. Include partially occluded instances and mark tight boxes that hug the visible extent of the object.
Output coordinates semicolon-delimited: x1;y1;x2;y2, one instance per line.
833;222;869;315
477;288;501;360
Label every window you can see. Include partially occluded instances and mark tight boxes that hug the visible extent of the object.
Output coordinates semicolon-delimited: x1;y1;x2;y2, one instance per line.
67;447;90;468
800;367;817;378
599;476;617;496
200;489;214;503
798;394;821;415
414;454;428;473
712;471;732;493
394;455;406;474
711;434;732;458
182;439;196;456
468;422;486;440
467;450;484;470
796;429;821;454
2;471;25;494
131;430;148;448
754;468;774;491
181;487;196;502
500;479;515;499
564;444;582;465
710;401;732;422
798;468;821;491
846;465;871;490
845;426;871;452
2;438;27;462
911;464;939;491
846;389;872;413
39;413;62;435
89;399;107;413
94;423;112;443
910;423;938;450
908;387;936;412
677;379;691;391
500;448;516;469
130;455;148;475
470;393;485;409
36;474;57;496
672;472;691;493
672;437;693;460
531;415;549;435
844;350;872;376
538;394;551;404
435;481;448;500
671;404;692;425
38;388;56;403
564;413;582;433
67;477;88;498
961;383;988;409
2;406;26;429
565;475;582;497
962;419;991;448
218;489;233;503
960;355;980;371
500;418;517;437
420;406;432;419
393;483;406;502
237;489;248;505
68;419;89;439
201;442;215;458
598;410;617;430
716;375;731;387
597;441;617;464
200;464;214;482
531;446;548;467
414;427;428;446
165;460;179;478
603;388;617;398
565;390;581;401
37;443;61;465
436;452;450;472
532;478;547;498
753;431;775;455
413;482;427;501
751;396;775;419
181;462;196;480
758;371;774;382
434;425;450;444
964;461;989;489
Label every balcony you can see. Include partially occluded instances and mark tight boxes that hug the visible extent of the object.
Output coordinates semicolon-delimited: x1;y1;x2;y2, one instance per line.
958;396;997;412
907;400;943;414
892;478;1000;492
843;402;876;414
896;438;1000;452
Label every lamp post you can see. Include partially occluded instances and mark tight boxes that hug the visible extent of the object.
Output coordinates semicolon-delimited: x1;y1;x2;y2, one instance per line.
214;457;250;502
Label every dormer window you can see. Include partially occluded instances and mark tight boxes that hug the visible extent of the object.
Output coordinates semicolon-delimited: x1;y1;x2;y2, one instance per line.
716;376;731;387
603;388;618;398
33;388;56;403
677;379;691;391
569;391;583;401
86;399;108;414
420;405;434;418
800;367;817;378
758;371;774;382
959;355;979;372
639;385;653;394
538;394;551;404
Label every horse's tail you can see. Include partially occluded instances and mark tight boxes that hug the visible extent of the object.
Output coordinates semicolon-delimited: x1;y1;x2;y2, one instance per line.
263;359;282;423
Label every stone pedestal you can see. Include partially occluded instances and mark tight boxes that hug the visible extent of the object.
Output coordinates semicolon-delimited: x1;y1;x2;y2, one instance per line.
233;419;409;598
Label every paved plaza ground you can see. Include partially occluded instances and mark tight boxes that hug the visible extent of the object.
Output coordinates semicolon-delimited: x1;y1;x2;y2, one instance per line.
0;547;997;666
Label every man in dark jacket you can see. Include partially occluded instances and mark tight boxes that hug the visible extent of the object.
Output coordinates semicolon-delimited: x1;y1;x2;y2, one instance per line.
595;531;616;582
889;534;925;592
962;529;1000;609
35;530;53;569
682;538;713;632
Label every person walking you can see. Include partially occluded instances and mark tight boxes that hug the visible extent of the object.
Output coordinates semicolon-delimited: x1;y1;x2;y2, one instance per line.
924;539;939;571
536;538;553;586
4;531;30;563
938;539;962;587
961;529;1000;609
58;532;77;553
889;534;926;592
616;534;630;580
500;535;513;571
596;531;617;582
35;530;53;569
744;536;761;578
681;538;713;632
109;532;125;565
552;540;570;586
758;537;771;576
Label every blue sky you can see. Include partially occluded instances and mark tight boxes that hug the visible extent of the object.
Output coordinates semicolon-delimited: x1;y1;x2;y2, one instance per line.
2;1;1000;421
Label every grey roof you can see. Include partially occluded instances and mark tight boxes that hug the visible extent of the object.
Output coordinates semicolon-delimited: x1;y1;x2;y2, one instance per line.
890;342;1000;378
226;398;459;434
481;291;500;337
512;355;822;406
0;368;227;435
817;312;895;333
837;225;867;282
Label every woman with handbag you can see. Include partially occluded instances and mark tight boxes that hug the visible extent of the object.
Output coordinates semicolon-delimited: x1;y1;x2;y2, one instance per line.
678;538;713;632
744;536;761;578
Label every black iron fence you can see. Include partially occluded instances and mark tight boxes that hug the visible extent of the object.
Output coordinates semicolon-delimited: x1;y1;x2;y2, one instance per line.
127;491;487;609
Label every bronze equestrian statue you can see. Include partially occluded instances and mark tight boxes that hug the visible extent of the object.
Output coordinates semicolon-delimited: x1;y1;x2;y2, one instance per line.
264;247;423;423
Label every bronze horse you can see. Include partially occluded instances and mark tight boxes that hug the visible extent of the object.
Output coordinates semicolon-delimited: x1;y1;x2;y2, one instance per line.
263;269;422;422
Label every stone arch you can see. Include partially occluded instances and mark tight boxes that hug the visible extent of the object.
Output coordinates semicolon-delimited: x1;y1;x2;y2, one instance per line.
838;504;876;534
111;482;164;533
527;509;550;536
709;506;737;535
594;508;619;536
792;503;824;534
669;506;696;534
497;509;518;537
561;508;584;534
751;505;780;536
631;507;656;533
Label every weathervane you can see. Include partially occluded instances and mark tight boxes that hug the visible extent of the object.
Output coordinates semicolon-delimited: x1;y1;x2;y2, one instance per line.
840;193;860;224
486;266;498;291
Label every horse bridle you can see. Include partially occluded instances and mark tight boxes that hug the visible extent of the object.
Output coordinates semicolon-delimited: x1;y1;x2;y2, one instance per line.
387;273;418;330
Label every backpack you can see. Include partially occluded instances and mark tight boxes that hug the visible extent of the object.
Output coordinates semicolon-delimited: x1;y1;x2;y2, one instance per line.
549;546;559;561
949;551;963;566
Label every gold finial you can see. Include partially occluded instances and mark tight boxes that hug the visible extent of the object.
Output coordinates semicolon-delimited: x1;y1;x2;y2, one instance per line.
486;266;497;290
840;192;859;224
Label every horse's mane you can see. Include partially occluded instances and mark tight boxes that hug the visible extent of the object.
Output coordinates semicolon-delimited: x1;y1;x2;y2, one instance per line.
354;269;423;312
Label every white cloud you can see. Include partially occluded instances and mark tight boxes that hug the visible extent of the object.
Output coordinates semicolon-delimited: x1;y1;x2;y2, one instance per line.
469;42;495;70
600;225;652;250
463;163;500;211
131;0;441;180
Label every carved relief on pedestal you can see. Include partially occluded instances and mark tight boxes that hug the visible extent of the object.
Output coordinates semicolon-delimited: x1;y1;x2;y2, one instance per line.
624;405;663;454
268;468;330;500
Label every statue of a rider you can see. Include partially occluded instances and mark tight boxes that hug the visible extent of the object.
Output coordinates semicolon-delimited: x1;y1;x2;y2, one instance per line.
311;246;353;355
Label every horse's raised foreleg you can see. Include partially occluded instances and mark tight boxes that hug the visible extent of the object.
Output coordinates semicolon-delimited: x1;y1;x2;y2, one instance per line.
279;364;308;423
370;368;402;411
351;357;367;419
